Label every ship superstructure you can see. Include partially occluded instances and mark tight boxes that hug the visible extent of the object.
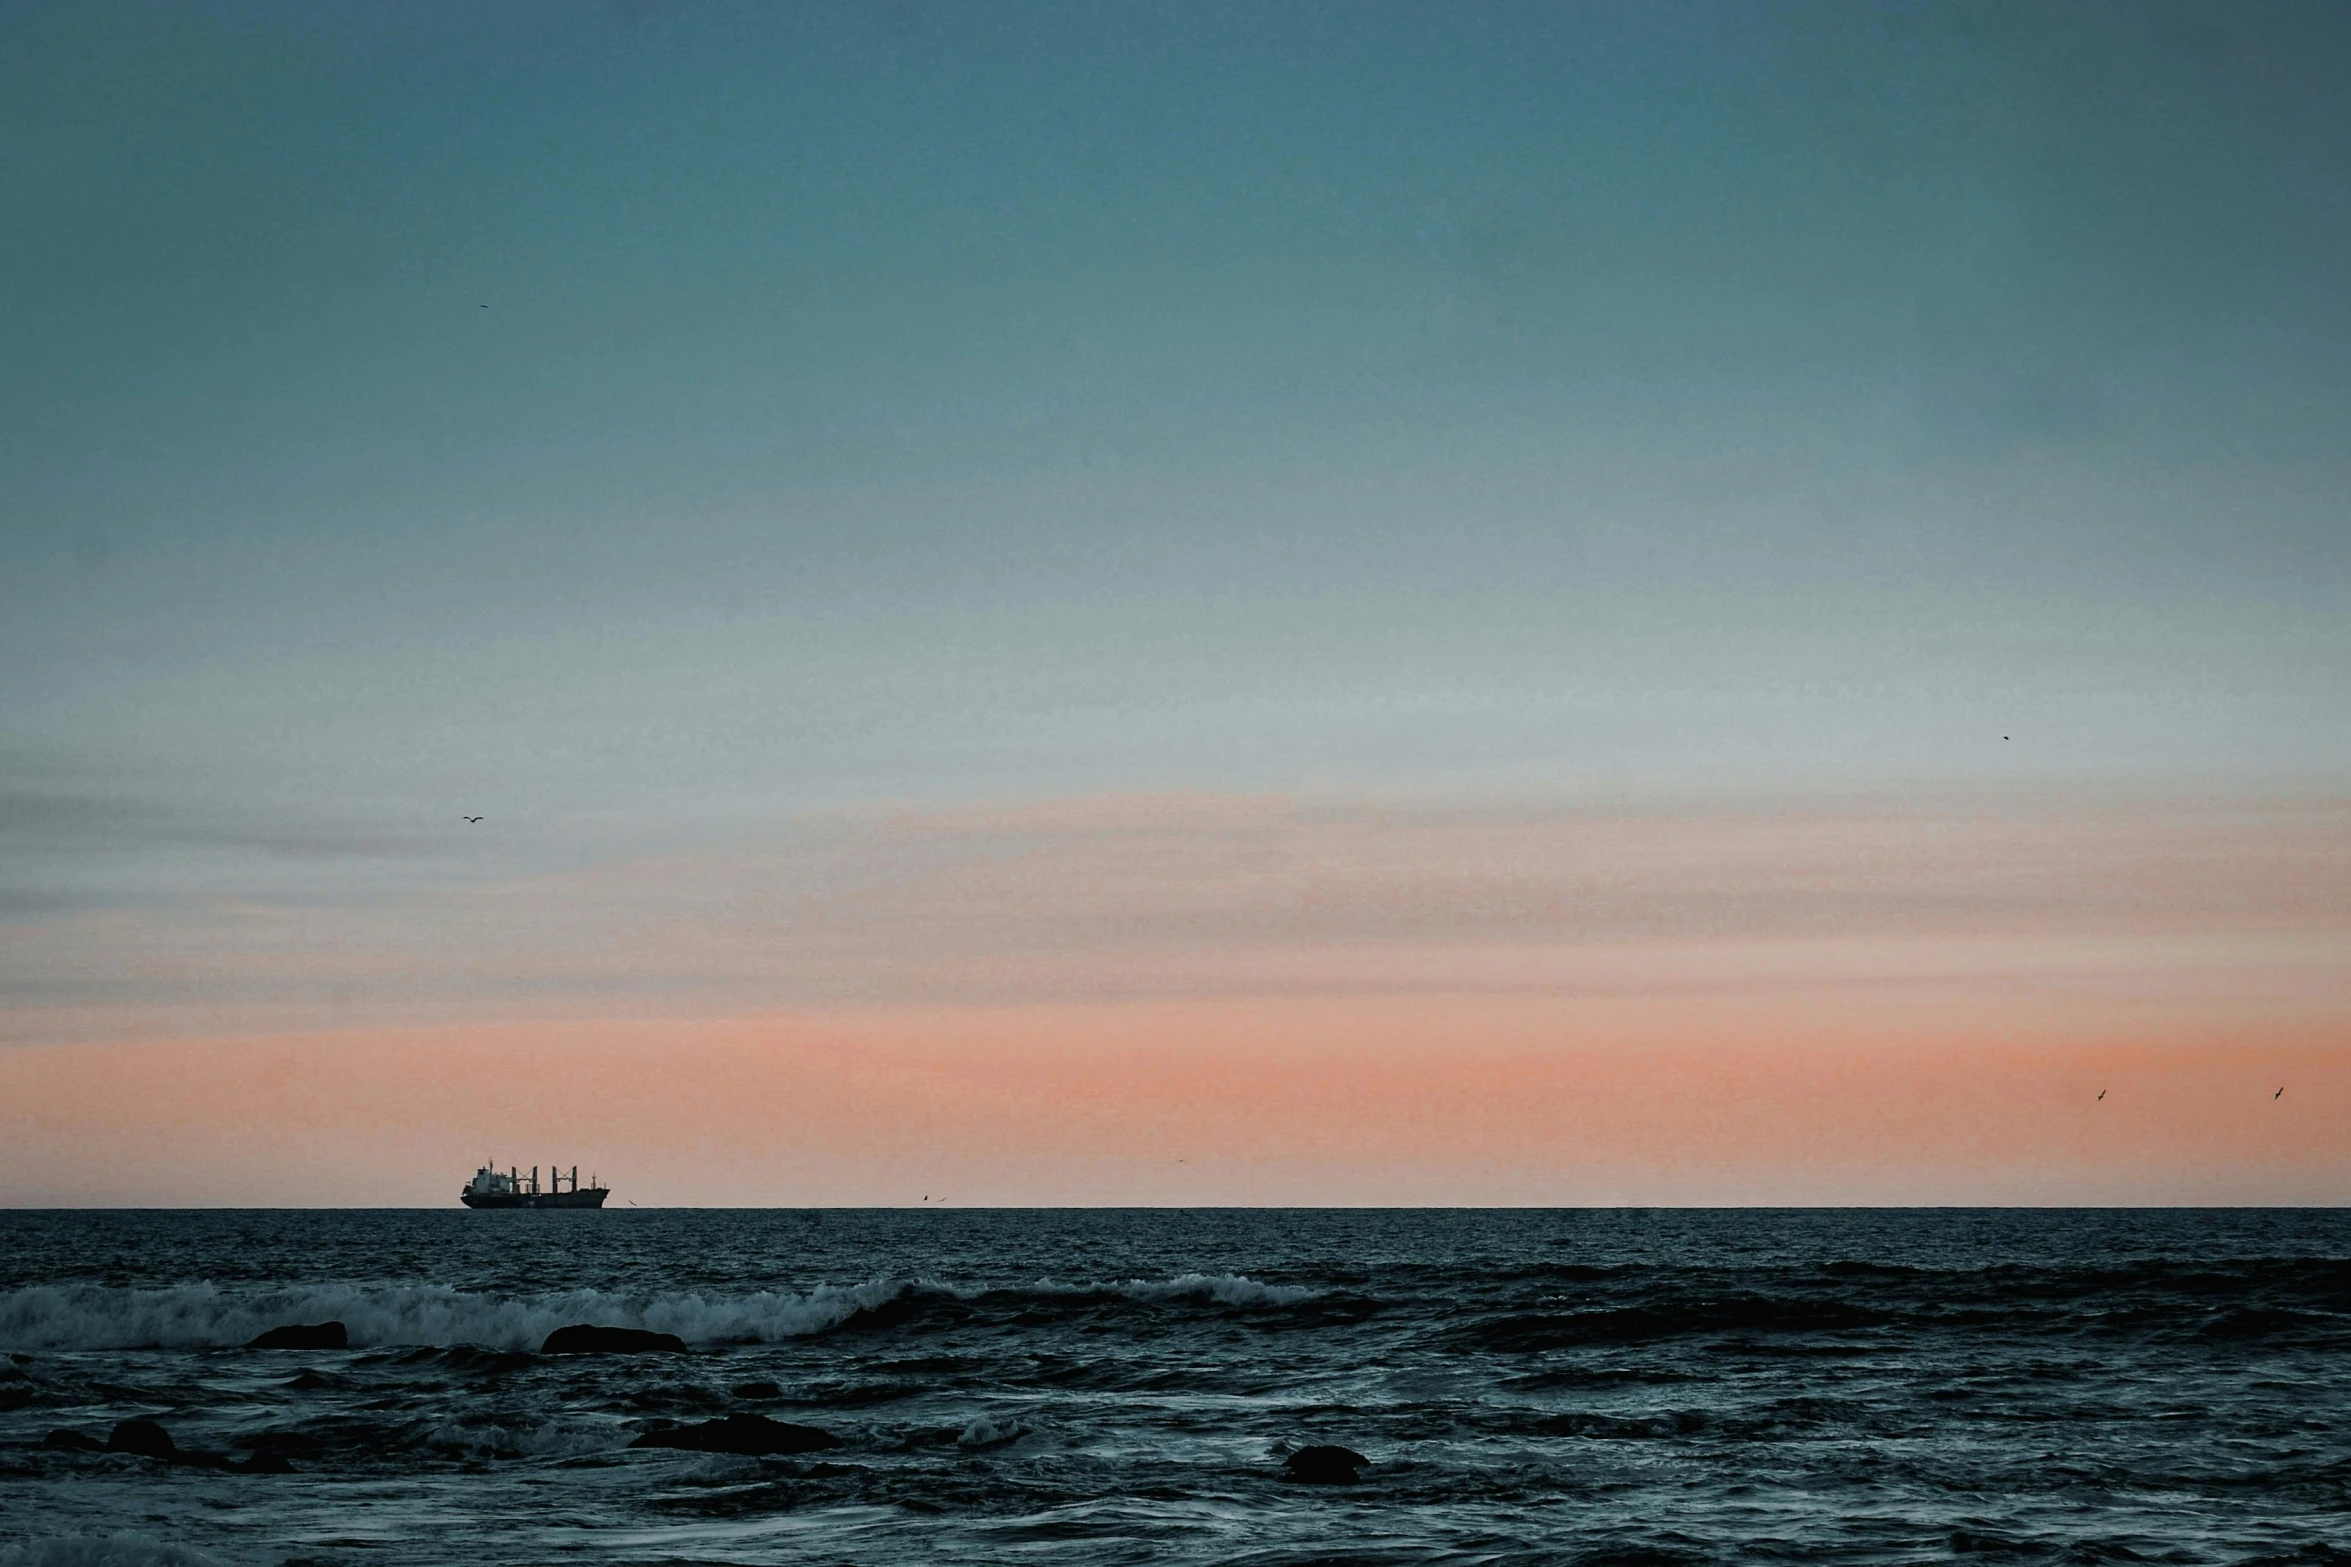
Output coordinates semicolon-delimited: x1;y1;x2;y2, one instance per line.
461;1161;610;1209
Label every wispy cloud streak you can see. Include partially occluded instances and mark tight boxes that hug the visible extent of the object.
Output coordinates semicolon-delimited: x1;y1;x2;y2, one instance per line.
7;786;2346;1041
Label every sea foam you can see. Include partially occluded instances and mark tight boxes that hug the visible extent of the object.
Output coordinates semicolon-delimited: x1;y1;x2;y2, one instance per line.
0;1272;1313;1351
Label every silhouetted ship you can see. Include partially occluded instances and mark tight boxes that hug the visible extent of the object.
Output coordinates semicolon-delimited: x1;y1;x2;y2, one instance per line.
461;1162;609;1209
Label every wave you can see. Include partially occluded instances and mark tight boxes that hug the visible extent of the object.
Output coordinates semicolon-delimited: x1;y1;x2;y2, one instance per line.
0;1272;1316;1352
1454;1295;1894;1352
0;1539;227;1567
955;1415;1029;1450
1112;1273;1319;1307
422;1414;630;1461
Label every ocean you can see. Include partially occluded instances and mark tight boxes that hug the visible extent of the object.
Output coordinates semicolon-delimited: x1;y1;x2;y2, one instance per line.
2;1209;2347;1566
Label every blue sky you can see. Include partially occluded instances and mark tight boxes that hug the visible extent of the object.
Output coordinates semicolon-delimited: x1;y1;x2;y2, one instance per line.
3;0;2349;1056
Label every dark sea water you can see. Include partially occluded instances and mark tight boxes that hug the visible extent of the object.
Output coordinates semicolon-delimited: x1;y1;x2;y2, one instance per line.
3;1209;2349;1567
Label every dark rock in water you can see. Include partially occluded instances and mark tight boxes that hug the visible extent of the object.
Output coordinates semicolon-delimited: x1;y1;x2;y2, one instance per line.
542;1324;688;1355
630;1412;841;1455
249;1321;348;1351
730;1380;782;1401
107;1419;177;1461
1284;1444;1369;1484
72;1422;281;1472
243;1431;323;1464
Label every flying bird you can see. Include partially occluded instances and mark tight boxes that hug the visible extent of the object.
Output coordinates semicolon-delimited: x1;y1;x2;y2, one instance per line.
463;815;483;823
2276;1087;2285;1099
2097;1090;2105;1100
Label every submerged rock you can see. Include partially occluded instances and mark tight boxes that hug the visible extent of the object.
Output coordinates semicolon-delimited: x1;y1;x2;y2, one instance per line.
53;1418;293;1473
243;1430;324;1464
630;1412;841;1455
249;1321;348;1350
542;1324;688;1355
1284;1444;1369;1484
107;1419;177;1461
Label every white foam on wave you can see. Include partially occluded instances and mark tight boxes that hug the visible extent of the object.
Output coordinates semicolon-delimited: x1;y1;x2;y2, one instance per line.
636;1276;913;1342
956;1414;1029;1449
1119;1272;1320;1307
1008;1272;1320;1307
0;1537;229;1567
0;1277;909;1352
0;1271;1313;1352
1;1281;591;1353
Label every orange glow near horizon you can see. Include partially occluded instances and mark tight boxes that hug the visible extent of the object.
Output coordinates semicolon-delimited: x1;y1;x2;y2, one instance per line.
4;992;2345;1207
5;787;2348;1206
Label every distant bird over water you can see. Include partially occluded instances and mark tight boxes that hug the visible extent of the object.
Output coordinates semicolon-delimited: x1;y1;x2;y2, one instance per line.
463;815;483;823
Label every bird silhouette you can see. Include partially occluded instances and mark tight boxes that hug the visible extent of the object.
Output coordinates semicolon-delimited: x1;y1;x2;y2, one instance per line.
2276;1087;2285;1099
463;815;483;823
2097;1090;2105;1100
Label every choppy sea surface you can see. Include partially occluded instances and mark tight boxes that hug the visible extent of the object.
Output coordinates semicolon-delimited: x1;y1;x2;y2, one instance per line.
2;1209;2348;1567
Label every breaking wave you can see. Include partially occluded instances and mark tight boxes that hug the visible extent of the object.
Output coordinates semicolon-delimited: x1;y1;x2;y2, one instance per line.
0;1279;855;1352
1116;1272;1318;1307
0;1272;1316;1352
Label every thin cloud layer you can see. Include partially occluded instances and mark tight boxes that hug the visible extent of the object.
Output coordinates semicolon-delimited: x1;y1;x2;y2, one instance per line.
7;787;2345;1041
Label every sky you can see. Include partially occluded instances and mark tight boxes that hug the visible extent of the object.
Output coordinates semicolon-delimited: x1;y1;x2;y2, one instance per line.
4;0;2349;1205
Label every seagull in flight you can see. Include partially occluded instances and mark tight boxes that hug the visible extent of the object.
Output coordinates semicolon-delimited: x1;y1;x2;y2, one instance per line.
2276;1087;2285;1099
2097;1090;2105;1100
463;815;483;823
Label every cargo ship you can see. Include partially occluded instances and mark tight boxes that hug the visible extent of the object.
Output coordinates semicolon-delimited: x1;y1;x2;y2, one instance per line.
461;1162;609;1209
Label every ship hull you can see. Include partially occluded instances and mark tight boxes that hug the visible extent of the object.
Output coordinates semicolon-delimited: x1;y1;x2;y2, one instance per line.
460;1189;610;1209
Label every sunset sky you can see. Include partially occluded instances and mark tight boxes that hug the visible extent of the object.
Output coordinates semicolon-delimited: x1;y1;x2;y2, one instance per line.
4;1;2349;1205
